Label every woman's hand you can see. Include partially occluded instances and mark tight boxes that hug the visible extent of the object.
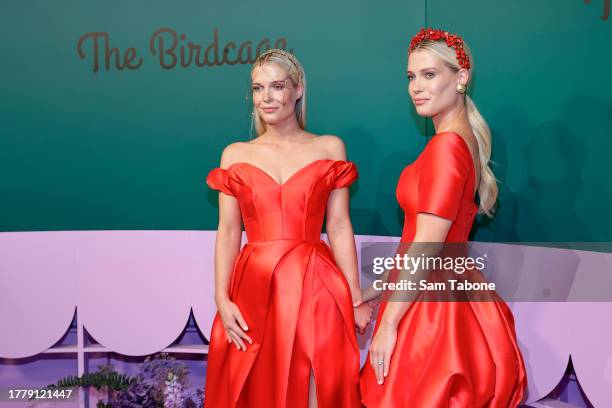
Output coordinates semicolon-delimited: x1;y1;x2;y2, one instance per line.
217;298;252;351
369;320;397;385
353;302;374;334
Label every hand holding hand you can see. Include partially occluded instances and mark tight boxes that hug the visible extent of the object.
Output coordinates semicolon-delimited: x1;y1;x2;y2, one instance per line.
353;302;374;334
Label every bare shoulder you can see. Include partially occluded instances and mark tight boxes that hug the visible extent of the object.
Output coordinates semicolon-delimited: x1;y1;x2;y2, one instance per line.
314;134;347;160
219;141;250;168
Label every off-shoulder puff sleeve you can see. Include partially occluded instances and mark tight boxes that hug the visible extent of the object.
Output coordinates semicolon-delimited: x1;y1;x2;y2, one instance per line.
417;133;472;220
332;160;358;189
206;168;235;196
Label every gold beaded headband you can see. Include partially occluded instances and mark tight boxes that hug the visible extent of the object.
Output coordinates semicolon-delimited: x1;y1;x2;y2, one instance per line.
254;48;305;83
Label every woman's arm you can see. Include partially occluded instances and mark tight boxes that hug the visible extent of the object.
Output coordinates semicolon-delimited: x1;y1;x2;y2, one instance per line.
213;145;252;351
326;187;361;304
368;212;452;383
323;136;361;304
214;193;242;305
214;146;243;305
378;213;452;326
322;136;373;333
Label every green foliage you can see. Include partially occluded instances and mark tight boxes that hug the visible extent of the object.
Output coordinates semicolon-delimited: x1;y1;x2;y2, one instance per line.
47;370;136;391
46;355;204;407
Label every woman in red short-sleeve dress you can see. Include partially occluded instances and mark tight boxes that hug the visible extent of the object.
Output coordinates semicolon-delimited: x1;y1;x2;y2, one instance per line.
359;28;527;408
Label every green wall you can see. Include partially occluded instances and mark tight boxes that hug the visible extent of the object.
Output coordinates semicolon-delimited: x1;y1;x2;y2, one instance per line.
1;0;610;242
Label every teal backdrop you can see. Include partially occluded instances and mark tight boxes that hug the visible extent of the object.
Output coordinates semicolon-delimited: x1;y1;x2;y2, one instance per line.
1;0;610;242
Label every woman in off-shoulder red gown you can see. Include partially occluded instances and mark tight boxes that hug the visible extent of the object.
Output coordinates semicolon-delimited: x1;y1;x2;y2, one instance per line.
205;159;361;408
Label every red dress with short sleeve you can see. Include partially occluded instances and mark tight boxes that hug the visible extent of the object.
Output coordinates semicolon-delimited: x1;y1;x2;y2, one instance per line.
360;132;527;407
204;159;361;408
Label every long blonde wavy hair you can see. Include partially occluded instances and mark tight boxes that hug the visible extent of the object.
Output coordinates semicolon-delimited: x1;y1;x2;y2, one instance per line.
411;39;498;216
251;49;307;136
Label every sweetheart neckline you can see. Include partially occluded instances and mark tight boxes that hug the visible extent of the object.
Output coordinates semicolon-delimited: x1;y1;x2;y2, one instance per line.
224;159;349;186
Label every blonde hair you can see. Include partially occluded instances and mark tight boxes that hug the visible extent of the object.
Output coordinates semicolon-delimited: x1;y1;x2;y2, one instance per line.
251;49;307;136
411;39;498;217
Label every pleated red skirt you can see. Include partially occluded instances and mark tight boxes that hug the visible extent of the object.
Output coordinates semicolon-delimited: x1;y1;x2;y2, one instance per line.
205;240;361;408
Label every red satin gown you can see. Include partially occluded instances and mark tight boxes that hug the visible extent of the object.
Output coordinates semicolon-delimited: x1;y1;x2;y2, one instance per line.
205;159;361;408
360;132;527;407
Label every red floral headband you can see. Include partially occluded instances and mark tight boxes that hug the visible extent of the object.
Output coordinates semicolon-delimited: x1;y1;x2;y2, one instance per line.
409;28;471;70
